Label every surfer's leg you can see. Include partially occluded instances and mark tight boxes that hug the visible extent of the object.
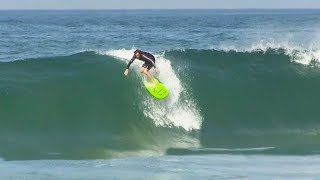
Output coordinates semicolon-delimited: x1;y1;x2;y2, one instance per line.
140;67;151;78
140;67;153;80
143;68;154;80
141;63;156;85
140;67;146;73
143;68;156;86
140;67;152;80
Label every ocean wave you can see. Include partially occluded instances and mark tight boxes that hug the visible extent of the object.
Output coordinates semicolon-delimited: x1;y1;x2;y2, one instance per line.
1;48;320;160
0;51;201;160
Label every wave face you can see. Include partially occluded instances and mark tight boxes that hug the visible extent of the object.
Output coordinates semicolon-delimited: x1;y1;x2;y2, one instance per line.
0;51;201;160
165;48;320;155
1;48;320;160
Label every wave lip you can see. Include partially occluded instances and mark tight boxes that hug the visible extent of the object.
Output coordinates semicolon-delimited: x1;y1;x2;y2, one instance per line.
216;40;320;65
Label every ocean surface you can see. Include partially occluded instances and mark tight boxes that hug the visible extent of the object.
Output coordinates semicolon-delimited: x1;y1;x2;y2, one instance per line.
1;9;320;179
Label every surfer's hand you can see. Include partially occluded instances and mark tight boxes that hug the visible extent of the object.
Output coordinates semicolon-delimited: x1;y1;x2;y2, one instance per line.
124;69;129;76
155;68;160;74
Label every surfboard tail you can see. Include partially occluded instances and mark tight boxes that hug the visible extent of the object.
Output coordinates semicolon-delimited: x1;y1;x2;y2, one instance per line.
145;78;169;99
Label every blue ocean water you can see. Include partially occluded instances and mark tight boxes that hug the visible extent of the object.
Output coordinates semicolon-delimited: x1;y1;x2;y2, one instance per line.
1;9;320;179
1;9;319;61
1;155;320;179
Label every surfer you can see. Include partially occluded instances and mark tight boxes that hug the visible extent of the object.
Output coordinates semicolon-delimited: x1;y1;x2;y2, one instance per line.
124;50;160;85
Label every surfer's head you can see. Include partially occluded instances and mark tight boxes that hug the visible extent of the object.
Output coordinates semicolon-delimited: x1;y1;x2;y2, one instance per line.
134;49;142;59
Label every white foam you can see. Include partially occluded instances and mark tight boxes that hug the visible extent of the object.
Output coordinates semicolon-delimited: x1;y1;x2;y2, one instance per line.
105;49;202;131
290;49;320;65
218;40;320;65
248;40;320;65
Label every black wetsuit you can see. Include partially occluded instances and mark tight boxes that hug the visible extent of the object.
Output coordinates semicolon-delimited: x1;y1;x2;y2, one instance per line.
126;51;156;70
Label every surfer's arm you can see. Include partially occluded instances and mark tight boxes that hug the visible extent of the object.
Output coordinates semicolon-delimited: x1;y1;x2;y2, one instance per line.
126;55;136;69
152;61;157;68
150;57;159;73
155;66;160;74
149;58;159;74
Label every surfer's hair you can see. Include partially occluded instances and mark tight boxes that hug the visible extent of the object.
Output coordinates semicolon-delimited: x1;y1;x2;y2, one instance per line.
134;49;142;54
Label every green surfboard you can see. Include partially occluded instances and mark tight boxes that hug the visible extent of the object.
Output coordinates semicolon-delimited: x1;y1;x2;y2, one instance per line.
144;78;169;99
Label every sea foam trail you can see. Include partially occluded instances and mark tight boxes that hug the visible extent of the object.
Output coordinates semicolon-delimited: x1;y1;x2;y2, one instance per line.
105;49;202;131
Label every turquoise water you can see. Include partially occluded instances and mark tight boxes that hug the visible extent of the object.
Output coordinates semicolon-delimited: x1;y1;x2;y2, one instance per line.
1;9;320;178
1;155;320;179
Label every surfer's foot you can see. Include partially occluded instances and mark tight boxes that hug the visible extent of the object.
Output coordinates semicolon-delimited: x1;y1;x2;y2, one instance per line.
152;82;156;88
151;79;157;88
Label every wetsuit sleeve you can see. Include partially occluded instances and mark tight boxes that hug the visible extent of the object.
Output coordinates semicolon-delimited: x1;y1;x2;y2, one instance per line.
126;55;135;69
